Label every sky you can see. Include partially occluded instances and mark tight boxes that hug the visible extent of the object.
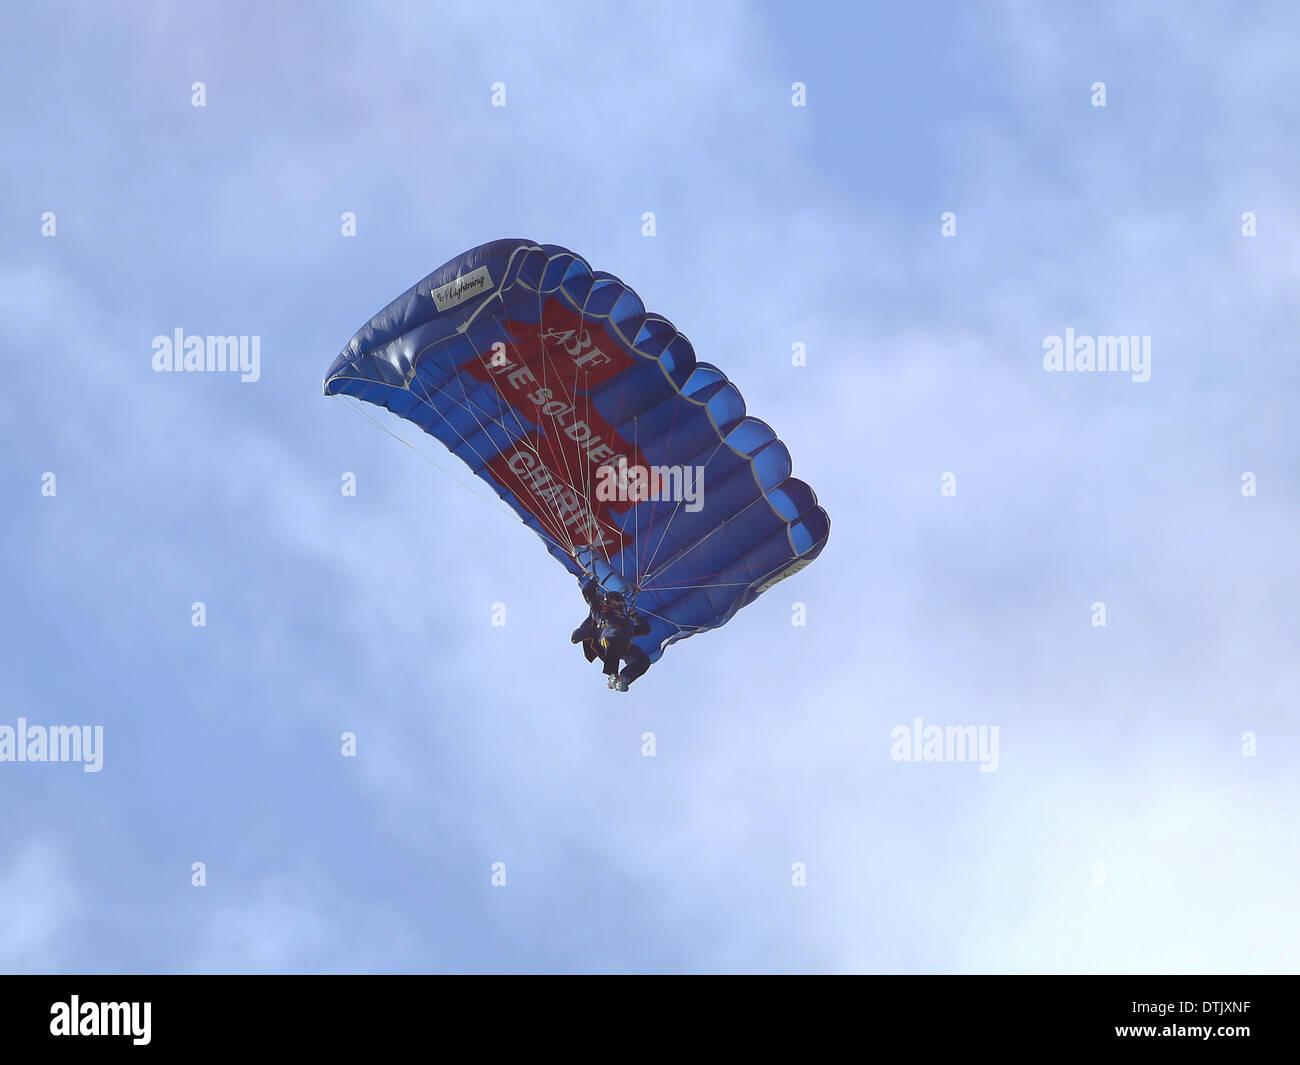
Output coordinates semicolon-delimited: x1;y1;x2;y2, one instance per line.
1;0;1298;974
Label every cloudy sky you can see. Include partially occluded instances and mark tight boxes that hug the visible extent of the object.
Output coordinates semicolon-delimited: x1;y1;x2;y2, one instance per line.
2;0;1297;973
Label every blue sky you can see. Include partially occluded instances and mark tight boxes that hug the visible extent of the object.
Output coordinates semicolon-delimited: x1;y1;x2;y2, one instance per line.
2;0;1298;973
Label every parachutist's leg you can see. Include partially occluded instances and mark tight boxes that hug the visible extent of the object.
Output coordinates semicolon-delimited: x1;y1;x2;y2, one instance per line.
600;642;624;676
619;645;651;687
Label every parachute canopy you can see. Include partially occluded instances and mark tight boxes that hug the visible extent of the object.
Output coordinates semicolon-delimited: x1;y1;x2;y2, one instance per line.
324;239;829;663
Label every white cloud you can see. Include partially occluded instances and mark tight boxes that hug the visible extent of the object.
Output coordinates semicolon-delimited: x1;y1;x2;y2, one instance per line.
0;840;82;972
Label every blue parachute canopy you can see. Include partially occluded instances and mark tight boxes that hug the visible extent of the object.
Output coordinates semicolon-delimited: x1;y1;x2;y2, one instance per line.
324;239;830;663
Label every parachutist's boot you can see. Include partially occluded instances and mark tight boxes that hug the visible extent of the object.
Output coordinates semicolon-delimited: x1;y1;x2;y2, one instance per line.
607;674;618;689
614;676;629;692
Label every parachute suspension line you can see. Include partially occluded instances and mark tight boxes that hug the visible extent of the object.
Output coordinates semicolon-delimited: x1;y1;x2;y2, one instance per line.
641;547;793;589
564;278;621;577
634;604;706;636
454;304;601;565
645;553;789;584
641;543;774;598
506;269;629;566
450;277;612;570
394;351;517;490
391;350;575;560
394;295;553;549
462;323;584;561
636;386;685;585
400;343;579;561
493;363;582;562
581;360;599;576
559;283;598;574
639;437;728;587
515;279;593;565
639;580;755;591
570;348;612;579
640;548;800;594
598;333;639;587
538;289;603;569
633;413;640;592
580;359;613;578
330;395;516;520
523;272;622;576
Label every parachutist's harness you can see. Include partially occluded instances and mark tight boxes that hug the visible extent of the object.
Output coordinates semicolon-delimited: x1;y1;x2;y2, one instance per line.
575;576;651;686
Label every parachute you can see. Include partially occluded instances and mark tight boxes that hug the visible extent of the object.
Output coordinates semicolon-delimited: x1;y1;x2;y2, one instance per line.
323;239;829;663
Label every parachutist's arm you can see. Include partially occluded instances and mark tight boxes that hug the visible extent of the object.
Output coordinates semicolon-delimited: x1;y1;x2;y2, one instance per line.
580;577;604;609
632;617;651;637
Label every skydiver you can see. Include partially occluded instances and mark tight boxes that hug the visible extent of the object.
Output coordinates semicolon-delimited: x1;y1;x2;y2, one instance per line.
571;577;651;692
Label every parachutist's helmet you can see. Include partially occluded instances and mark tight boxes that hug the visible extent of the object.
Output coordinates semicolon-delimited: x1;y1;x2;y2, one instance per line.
606;591;626;608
